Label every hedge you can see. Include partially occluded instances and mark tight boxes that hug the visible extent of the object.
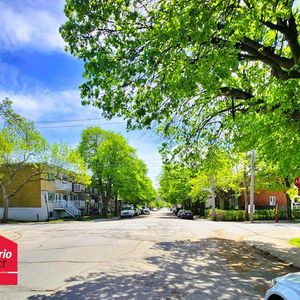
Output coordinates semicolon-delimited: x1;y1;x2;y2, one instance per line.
205;208;300;221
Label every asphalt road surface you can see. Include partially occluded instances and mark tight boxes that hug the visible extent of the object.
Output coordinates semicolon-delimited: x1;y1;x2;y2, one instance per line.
0;208;297;299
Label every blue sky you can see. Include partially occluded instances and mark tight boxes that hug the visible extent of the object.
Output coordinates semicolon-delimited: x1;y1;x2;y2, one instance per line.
0;0;162;186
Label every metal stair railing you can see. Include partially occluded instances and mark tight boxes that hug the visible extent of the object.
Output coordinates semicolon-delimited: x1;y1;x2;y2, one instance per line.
54;199;81;217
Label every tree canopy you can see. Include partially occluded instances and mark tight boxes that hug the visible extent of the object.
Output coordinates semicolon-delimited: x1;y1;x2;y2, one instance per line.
61;0;300;217
61;0;300;156
78;127;156;216
159;149;244;212
0;99;90;222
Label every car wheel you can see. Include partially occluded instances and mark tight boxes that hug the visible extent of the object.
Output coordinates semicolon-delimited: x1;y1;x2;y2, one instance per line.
268;295;284;300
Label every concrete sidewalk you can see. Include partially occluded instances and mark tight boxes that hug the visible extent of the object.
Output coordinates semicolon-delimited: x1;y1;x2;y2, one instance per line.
190;219;300;269
194;220;300;269
242;222;300;269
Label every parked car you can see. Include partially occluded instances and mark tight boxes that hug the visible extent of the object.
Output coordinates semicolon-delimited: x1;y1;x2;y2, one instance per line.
143;207;151;214
264;272;300;300
134;208;141;216
120;207;135;218
180;210;194;220
173;207;182;215
177;209;185;217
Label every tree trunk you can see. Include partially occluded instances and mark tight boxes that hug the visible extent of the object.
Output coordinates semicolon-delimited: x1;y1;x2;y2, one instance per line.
284;177;292;220
102;183;108;218
114;194;119;216
98;179;108;217
1;185;9;223
286;193;292;220
103;176;113;218
102;196;109;217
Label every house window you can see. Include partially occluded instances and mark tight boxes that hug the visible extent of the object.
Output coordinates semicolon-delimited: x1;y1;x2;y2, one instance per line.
48;193;55;202
269;196;276;206
71;194;78;201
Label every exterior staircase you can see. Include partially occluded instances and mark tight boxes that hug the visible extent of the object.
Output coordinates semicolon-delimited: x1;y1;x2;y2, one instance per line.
54;199;81;218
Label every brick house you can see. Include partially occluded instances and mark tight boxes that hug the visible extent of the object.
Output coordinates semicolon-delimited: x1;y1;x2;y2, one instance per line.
241;190;287;209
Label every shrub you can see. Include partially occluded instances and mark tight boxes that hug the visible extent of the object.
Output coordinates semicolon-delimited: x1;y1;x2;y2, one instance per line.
206;209;246;221
292;209;300;219
205;208;300;221
253;209;275;221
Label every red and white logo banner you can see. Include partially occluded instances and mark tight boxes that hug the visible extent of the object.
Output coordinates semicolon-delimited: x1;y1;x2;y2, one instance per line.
0;235;18;285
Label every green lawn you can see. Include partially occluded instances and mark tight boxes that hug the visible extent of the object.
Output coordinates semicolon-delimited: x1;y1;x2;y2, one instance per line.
49;215;117;223
289;238;300;247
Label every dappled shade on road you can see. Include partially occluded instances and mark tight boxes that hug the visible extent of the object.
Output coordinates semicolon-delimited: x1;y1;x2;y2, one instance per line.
28;238;297;300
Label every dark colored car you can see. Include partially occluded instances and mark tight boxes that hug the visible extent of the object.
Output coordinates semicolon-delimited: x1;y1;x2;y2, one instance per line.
180;210;194;220
177;209;185;217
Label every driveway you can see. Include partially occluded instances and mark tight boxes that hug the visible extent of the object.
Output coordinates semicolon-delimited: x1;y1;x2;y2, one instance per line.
0;209;298;299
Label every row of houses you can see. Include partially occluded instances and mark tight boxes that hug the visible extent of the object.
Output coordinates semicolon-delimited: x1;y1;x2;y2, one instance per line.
0;165;102;221
1;165;299;221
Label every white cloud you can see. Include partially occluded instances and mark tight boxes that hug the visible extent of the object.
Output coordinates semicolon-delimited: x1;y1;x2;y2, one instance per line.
0;88;162;185
0;1;65;52
0;1;162;185
0;88;96;121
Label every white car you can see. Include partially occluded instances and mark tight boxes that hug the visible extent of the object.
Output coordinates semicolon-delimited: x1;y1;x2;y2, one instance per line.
264;272;300;300
143;207;150;214
120;207;134;218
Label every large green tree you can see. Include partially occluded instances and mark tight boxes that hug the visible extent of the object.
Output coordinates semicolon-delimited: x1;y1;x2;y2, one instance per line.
61;0;300;145
0;99;48;222
61;0;300;218
78;127;156;216
159;163;193;208
189;149;244;210
0;99;89;223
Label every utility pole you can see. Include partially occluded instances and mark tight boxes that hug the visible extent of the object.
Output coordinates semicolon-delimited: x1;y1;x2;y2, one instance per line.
249;150;255;223
211;175;216;221
243;169;249;221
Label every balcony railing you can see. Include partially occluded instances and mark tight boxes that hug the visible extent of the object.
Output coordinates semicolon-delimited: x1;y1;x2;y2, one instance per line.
71;200;86;209
73;183;85;192
87;188;99;196
55;180;72;191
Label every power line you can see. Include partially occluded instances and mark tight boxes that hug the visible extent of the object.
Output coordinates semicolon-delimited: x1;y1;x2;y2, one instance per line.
36;117;110;124
37;121;127;129
35;118;126;124
1;117;127;126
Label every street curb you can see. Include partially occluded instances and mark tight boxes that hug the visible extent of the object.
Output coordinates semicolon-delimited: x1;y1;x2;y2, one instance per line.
245;241;300;270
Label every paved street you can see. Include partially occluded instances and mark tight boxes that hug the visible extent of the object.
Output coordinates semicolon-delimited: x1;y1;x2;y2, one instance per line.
0;209;298;300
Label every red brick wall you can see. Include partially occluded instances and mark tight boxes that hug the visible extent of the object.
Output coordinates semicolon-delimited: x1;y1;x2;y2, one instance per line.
241;190;287;208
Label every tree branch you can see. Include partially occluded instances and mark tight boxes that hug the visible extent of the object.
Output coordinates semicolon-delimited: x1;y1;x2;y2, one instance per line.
7;169;44;199
220;87;253;100
260;15;300;64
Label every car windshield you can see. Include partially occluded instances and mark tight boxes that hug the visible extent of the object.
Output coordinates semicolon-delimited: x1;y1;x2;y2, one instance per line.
122;207;132;211
185;210;192;213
